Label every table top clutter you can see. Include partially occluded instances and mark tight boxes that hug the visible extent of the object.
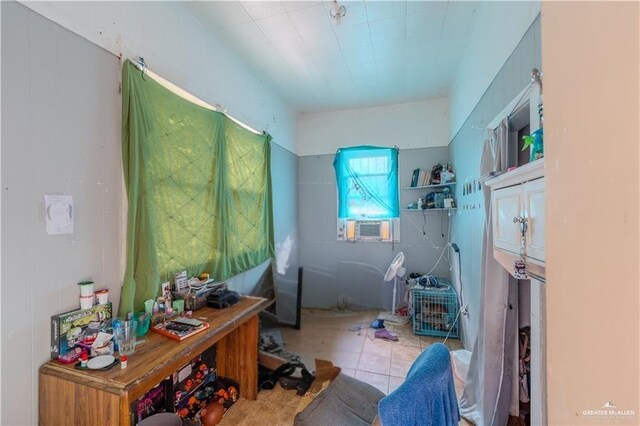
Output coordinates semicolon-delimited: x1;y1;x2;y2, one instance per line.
41;296;269;401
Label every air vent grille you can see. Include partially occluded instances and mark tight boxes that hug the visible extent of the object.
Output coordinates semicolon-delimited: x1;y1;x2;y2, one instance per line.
358;222;381;238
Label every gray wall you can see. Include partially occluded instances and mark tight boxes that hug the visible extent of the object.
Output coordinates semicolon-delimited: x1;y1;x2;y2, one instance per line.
270;143;299;324
1;3;300;423
449;16;541;348
1;3;122;424
224;143;298;323
298;147;451;310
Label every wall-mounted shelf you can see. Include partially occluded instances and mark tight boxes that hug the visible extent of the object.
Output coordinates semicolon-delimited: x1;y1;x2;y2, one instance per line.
401;208;457;212
402;182;457;190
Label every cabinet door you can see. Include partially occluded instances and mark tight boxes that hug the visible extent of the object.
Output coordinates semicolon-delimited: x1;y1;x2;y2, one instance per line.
524;177;545;262
492;184;523;255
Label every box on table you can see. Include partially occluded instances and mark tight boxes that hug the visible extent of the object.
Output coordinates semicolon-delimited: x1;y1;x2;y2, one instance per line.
172;282;226;312
50;303;113;359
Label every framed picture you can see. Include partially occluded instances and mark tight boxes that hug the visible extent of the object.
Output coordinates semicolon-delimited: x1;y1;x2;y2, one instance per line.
174;270;188;293
161;281;172;302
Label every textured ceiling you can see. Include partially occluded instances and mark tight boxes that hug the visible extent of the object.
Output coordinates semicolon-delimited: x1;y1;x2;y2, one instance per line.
183;1;480;113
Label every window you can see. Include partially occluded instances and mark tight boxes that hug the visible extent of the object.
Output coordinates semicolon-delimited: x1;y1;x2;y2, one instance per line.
508;103;531;167
333;146;400;242
118;60;274;314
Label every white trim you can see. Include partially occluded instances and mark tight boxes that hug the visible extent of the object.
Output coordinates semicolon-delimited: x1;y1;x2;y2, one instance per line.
486;159;545;190
138;65;216;112
120;171;127;304
0;0;3;411
134;62;263;136
530;278;547;426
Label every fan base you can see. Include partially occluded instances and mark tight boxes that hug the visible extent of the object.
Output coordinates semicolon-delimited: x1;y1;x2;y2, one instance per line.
377;311;410;325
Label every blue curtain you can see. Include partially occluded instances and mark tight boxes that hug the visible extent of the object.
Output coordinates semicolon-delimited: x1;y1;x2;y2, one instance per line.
333;146;399;219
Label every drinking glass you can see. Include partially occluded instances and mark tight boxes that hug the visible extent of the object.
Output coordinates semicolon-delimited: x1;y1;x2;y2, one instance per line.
114;319;137;356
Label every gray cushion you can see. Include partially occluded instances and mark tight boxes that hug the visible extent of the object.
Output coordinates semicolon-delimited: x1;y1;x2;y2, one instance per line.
294;373;385;426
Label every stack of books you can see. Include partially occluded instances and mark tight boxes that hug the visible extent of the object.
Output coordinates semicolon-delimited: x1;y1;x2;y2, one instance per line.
152;317;210;341
410;169;432;187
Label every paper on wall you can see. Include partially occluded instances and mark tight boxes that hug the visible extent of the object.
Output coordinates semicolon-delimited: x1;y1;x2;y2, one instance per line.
45;194;74;235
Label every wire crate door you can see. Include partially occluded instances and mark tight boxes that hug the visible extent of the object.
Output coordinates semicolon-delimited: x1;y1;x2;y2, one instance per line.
412;287;459;338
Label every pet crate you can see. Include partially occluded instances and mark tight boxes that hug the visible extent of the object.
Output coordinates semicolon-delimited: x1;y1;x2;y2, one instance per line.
412;280;459;338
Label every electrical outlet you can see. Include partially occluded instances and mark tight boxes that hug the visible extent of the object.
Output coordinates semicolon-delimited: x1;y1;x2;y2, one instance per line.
461;304;469;317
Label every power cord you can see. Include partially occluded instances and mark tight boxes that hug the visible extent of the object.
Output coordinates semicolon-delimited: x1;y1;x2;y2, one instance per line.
450;243;465;312
443;306;462;345
405;208;466;345
425;217;451;276
403;210;454;316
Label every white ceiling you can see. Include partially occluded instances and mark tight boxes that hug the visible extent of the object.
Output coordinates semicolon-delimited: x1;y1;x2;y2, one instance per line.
183;1;481;113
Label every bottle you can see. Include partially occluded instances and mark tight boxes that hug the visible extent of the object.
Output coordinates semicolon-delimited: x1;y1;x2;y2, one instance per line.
441;164;453;184
121;354;128;369
80;352;88;368
417;198;423;210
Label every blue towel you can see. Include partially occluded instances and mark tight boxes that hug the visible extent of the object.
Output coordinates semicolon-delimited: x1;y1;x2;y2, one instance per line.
378;343;460;426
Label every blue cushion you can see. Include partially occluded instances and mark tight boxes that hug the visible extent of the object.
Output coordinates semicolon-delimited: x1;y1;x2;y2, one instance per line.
378;343;460;426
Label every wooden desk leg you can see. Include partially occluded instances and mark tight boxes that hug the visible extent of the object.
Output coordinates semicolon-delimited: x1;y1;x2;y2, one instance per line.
39;372;122;425
216;315;259;400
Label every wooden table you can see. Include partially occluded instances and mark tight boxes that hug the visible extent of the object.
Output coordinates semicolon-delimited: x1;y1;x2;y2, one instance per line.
39;296;269;425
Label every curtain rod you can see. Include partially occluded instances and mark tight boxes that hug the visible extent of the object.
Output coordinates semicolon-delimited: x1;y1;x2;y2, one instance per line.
131;57;265;136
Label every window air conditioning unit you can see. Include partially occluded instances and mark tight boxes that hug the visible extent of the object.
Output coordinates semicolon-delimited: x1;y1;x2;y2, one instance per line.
337;219;400;242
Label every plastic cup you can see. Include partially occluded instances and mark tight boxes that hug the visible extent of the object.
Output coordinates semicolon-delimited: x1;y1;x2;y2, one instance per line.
114;319;137;356
134;312;150;337
79;295;94;310
172;299;185;313
144;299;154;314
78;281;94;297
95;289;109;305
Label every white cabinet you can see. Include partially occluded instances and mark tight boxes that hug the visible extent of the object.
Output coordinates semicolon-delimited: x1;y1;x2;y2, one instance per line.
492;184;523;255
523;178;545;263
487;159;547;426
487;160;545;275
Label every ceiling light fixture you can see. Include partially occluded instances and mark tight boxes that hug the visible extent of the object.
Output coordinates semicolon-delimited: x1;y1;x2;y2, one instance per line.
330;0;346;25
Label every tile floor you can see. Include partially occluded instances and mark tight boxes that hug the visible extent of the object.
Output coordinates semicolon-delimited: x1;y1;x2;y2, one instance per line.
220;308;472;425
281;308;465;395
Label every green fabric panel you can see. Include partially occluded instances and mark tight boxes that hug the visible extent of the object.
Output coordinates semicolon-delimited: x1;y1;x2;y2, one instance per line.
119;60;274;315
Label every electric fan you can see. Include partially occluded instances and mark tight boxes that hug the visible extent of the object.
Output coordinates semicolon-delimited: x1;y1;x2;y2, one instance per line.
378;252;410;324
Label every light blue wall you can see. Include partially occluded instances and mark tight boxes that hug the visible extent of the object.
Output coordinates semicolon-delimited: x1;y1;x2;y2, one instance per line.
449;16;541;348
298;147;451;310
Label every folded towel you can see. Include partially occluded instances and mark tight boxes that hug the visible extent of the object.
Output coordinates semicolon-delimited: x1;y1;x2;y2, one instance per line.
378;343;460;426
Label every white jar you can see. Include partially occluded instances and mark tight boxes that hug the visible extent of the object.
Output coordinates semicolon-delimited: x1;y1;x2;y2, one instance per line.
78;281;94;297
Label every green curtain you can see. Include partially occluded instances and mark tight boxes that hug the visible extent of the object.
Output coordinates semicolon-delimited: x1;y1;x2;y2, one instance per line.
119;60;274;315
